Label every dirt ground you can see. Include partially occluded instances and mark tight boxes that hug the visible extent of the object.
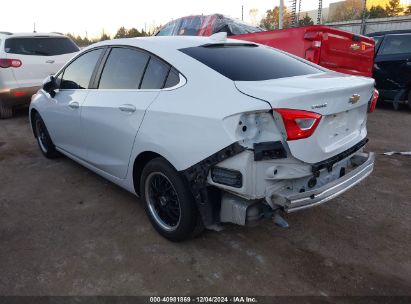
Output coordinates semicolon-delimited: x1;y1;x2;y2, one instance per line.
0;104;410;296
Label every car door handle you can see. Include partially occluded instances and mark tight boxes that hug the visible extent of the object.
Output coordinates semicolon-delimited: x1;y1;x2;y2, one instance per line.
119;104;136;113
68;101;80;109
46;60;55;64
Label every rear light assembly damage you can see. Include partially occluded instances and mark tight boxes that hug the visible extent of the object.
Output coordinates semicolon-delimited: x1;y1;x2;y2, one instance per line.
368;89;379;113
274;108;322;141
0;58;22;68
304;31;322;64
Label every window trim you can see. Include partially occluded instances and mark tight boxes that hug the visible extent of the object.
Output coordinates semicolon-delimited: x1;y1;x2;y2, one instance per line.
55;46;109;91
92;44;186;92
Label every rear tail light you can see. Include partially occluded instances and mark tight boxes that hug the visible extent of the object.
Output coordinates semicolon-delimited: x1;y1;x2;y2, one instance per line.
304;31;322;64
0;58;22;68
368;89;379;113
12;91;27;97
274;108;322;141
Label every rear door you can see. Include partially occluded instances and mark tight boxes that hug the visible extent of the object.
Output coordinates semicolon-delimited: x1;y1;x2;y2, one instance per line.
4;36;79;88
319;29;374;77
373;33;411;97
80;47;172;179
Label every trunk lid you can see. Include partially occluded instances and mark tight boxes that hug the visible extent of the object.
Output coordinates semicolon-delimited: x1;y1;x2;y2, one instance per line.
235;72;375;164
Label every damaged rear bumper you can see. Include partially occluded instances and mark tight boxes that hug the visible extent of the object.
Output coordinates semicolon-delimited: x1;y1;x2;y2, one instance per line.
269;152;375;213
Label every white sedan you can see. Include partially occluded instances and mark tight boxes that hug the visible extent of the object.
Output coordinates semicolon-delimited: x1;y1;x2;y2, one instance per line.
30;35;377;241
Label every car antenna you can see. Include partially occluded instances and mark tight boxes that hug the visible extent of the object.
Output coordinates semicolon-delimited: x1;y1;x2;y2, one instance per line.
210;32;227;43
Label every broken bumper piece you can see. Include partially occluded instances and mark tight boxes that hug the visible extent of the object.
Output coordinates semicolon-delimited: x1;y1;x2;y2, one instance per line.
268;152;375;213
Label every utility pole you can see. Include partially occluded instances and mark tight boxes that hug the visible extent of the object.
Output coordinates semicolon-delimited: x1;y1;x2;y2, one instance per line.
361;0;367;34
317;0;323;25
33;22;36;33
290;0;297;27
242;5;244;21
279;0;284;29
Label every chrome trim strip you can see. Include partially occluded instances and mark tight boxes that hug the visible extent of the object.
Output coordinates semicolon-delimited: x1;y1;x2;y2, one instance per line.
58;73;186;93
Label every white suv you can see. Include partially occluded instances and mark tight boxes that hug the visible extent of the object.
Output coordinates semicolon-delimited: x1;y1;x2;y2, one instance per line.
0;32;79;118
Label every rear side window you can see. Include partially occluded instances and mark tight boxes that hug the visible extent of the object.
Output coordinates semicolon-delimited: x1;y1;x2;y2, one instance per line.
5;37;79;56
164;68;180;88
98;48;149;90
378;34;411;55
214;17;263;36
140;57;170;89
60;48;103;90
180;44;321;81
177;17;203;36
156;20;179;36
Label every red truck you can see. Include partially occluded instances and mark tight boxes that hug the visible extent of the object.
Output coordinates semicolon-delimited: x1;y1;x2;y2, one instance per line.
156;14;375;77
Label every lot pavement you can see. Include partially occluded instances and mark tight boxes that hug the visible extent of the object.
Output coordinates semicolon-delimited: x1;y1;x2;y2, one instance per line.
0;104;410;296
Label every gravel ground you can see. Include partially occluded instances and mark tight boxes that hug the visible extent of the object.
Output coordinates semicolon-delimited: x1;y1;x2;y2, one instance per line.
0;104;410;296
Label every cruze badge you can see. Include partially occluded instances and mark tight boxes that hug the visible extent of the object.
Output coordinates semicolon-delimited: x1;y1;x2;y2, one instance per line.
311;103;327;109
349;94;361;104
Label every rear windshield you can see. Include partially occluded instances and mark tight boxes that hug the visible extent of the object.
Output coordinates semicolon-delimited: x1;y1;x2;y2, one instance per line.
180;44;322;81
5;37;79;56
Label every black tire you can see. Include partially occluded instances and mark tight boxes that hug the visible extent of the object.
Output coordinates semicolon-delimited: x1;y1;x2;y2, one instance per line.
0;102;13;119
140;158;203;241
33;113;59;159
408;90;411;111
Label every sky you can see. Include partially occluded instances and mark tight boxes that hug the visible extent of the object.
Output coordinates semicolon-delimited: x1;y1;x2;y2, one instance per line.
0;0;409;38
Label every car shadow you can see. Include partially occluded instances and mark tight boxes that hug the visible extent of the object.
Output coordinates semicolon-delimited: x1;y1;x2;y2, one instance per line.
13;107;29;118
377;100;410;112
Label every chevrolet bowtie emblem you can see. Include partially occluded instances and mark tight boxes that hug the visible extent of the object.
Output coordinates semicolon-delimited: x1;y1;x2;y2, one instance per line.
349;94;361;104
350;43;360;51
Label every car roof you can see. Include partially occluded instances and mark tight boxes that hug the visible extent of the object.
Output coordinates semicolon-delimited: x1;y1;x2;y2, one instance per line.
367;29;411;37
83;36;257;82
0;32;66;38
88;35;249;53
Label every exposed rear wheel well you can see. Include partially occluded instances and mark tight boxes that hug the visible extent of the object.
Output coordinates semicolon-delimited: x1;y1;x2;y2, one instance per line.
133;151;162;196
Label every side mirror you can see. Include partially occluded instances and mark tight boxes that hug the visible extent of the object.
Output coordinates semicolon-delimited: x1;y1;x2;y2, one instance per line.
42;75;57;98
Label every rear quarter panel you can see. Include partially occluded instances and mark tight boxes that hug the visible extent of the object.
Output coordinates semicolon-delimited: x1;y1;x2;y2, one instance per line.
128;80;271;173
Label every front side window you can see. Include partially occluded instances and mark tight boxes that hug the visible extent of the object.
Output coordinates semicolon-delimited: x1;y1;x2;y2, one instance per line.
378;34;411;55
60;48;103;90
372;36;383;54
98;48;149;90
5;37;79;56
180;44;322;81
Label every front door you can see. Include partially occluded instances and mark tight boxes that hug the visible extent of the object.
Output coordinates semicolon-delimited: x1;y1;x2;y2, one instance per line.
43;48;105;159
